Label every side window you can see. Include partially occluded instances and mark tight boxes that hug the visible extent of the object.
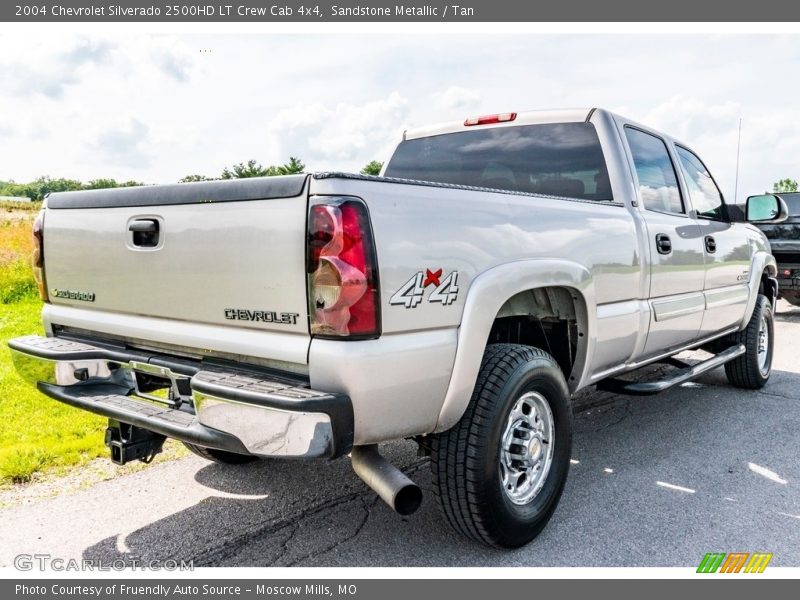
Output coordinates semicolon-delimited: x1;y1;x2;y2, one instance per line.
676;146;725;220
624;127;684;214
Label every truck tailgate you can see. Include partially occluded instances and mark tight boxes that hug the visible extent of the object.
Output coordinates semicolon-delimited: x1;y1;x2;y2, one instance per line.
42;176;310;337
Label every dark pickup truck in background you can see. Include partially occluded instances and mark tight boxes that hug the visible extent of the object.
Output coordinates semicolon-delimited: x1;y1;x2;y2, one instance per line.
758;192;800;306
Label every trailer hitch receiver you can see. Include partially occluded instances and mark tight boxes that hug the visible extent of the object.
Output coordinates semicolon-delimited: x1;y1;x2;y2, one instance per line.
105;419;165;465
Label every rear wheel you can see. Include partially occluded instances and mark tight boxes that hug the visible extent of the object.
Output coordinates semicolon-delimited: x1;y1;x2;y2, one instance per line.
725;294;774;389
183;442;258;464
431;344;572;548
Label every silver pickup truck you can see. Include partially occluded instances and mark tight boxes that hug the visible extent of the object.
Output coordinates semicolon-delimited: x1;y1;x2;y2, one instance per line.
9;108;789;548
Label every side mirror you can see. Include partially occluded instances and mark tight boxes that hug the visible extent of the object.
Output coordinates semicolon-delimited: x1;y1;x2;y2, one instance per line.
746;194;789;224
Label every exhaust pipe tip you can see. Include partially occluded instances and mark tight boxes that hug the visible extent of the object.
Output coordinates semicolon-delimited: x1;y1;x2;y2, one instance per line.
394;483;423;516
350;444;422;516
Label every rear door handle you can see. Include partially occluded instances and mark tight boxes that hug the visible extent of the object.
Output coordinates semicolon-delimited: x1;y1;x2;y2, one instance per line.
655;233;672;255
705;235;717;254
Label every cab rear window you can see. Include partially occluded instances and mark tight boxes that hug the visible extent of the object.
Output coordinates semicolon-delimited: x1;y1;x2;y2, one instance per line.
384;122;613;202
779;192;800;216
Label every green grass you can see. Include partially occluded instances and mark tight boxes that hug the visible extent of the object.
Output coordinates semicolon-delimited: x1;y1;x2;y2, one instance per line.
0;259;38;304
0;299;108;483
0;212;187;486
0;219;39;304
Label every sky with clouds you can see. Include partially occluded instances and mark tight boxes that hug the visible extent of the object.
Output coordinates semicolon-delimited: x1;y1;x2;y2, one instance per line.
1;33;799;201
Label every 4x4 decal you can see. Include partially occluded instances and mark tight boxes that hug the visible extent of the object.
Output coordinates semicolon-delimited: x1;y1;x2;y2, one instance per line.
390;269;459;308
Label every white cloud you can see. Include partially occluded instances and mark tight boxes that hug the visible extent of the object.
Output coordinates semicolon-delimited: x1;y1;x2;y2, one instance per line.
639;96;742;143
0;33;798;198
267;92;409;166
0;33;200;181
434;86;482;110
89;119;152;169
626;96;800;200
0;38;113;99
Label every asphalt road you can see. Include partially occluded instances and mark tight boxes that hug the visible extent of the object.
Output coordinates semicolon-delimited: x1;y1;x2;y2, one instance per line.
2;301;799;568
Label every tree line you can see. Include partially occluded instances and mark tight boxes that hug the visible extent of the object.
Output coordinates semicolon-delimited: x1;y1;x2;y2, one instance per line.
0;176;145;202
773;178;798;193
182;157;383;182
4;162;796;204
1;159;385;202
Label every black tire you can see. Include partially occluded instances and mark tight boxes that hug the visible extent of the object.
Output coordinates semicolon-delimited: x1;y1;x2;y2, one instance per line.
430;344;572;548
182;442;258;464
725;294;774;389
784;295;800;308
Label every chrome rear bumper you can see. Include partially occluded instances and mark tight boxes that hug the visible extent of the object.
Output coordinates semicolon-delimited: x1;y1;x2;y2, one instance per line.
8;335;353;459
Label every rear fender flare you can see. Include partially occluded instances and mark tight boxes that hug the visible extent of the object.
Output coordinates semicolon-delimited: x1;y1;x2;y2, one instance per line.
740;251;777;330
434;259;596;433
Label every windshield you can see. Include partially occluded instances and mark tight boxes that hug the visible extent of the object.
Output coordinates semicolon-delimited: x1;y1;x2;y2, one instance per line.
384;122;613;202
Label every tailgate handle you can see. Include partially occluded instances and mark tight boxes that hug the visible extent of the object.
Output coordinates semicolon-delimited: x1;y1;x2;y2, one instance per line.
129;219;160;247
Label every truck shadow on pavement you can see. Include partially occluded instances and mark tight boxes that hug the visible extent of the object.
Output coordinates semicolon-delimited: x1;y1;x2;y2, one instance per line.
82;360;800;567
774;302;800;322
82;443;453;567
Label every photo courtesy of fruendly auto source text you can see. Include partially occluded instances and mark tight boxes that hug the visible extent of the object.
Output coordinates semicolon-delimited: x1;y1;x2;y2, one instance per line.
1;0;800;595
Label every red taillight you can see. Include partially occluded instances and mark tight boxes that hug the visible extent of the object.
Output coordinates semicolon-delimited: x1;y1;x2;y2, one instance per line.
464;112;517;126
307;199;380;338
32;209;48;302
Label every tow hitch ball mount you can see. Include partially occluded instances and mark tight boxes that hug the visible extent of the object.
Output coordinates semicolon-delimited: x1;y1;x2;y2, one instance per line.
104;419;165;465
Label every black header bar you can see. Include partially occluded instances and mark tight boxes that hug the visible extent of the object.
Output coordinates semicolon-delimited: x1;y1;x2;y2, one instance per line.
4;0;800;22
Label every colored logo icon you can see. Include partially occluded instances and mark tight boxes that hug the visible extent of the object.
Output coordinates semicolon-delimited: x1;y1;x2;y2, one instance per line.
697;552;773;573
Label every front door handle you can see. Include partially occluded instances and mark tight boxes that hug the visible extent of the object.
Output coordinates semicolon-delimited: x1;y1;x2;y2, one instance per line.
655;233;672;255
705;235;717;254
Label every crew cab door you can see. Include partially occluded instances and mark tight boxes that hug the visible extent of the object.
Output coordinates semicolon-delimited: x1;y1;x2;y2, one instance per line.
623;126;707;357
673;145;752;335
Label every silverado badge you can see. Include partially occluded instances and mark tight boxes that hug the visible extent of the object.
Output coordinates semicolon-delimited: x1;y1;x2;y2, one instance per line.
51;289;95;302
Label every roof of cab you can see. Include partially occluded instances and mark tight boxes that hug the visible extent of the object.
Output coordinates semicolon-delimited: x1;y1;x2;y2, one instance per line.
403;108;597;141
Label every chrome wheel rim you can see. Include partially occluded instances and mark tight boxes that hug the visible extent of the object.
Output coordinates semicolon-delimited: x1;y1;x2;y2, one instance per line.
757;315;770;374
500;391;555;505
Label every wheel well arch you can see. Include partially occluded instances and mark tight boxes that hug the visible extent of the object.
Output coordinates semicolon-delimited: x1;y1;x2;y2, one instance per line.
434;259;596;433
487;286;589;385
739;252;778;331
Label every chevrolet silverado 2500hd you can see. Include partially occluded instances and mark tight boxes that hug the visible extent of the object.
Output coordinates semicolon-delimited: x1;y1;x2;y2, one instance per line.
9;108;789;548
